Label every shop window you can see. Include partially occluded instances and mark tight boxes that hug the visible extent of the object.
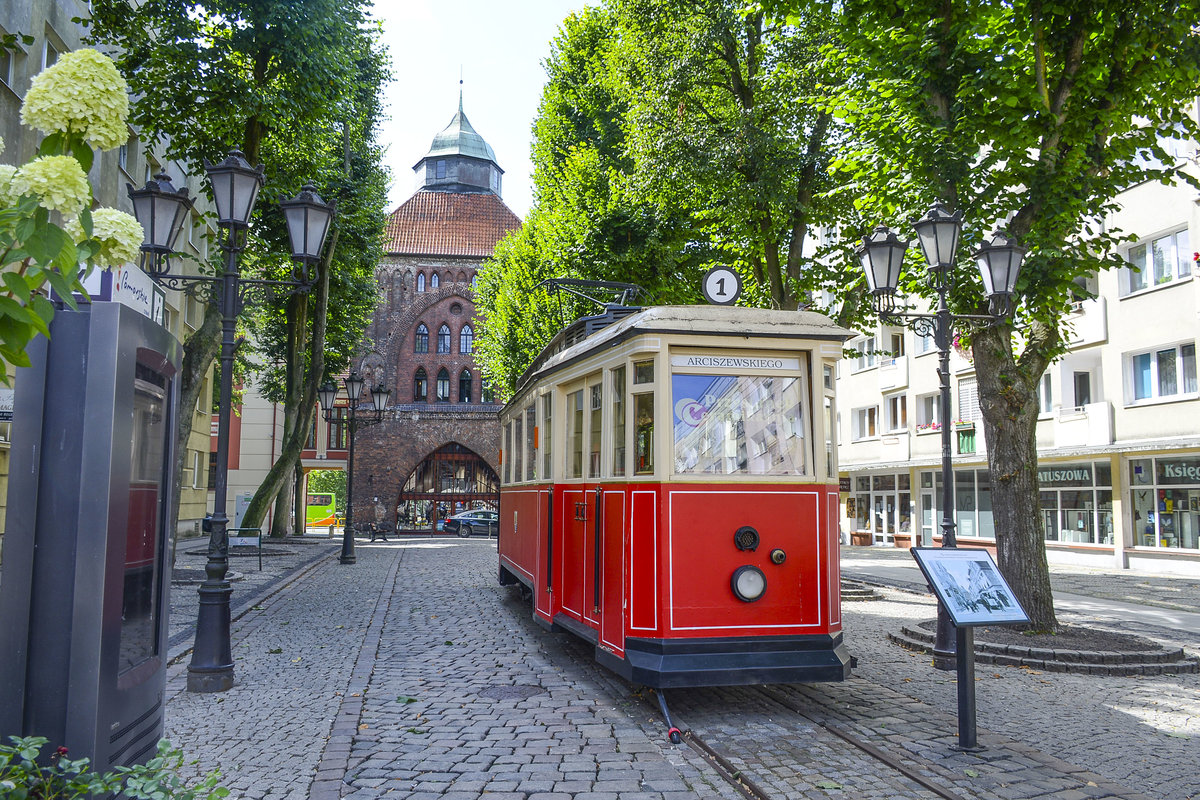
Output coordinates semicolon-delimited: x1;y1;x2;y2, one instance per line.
414;323;428;353
459;325;474;353
437;324;451;354
1122;229;1191;294
436;368;450;402
1130;457;1200;549
1128;343;1197;402
458;369;472;403
1040;462;1114;545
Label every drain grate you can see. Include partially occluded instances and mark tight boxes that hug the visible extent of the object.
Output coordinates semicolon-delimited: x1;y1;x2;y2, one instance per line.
478;684;545;701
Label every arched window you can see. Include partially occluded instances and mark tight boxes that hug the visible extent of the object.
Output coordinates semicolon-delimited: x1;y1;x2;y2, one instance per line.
417;272;426;292
459;325;474;354
413;368;427;402
436;368;450;402
459;369;472;403
471;275;479;292
457;271;467;283
431;272;440;289
437;324;451;354
414;323;429;353
482;379;496;403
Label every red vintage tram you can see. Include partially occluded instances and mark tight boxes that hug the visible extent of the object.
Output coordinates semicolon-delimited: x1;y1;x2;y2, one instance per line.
498;304;853;689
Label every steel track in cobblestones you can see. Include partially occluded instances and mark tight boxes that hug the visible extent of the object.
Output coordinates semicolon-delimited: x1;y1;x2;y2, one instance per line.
652;685;969;800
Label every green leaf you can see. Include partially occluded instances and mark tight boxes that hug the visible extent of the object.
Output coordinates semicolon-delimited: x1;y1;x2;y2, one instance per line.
72;142;95;174
38;132;64;157
79;207;94;239
2;273;33;303
964;768;979;777
396;695;418;704
815;780;843;789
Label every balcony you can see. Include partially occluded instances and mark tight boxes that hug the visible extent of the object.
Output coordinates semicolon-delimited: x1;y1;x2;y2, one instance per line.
1065;297;1107;348
1051;402;1113;448
877;357;908;391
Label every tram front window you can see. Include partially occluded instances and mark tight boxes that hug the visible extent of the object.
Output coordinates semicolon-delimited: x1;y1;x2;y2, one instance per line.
672;373;807;476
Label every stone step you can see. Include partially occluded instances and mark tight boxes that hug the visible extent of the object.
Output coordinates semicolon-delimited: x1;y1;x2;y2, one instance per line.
889;626;1200;676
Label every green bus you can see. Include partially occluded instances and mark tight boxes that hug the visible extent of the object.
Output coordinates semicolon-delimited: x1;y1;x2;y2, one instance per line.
305;493;337;527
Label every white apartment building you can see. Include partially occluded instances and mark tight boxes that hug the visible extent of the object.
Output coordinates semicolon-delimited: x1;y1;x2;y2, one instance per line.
837;162;1200;576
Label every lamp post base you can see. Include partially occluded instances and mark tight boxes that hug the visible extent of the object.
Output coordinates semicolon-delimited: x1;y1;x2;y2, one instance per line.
932;606;957;671
339;553;357;565
187;580;235;693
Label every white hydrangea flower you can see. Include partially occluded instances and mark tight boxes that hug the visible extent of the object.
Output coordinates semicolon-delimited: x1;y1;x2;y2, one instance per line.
0;165;18;207
66;208;145;267
20;49;130;151
11;155;91;215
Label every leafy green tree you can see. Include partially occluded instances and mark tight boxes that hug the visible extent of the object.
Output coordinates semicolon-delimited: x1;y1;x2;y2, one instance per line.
86;0;389;538
776;0;1200;629
477;7;703;394
613;0;846;310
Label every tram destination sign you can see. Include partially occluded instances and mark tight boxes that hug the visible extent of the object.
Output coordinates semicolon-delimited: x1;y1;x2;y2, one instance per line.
671;355;800;371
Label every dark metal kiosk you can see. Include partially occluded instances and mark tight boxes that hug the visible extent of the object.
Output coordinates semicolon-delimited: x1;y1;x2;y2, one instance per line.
0;301;180;770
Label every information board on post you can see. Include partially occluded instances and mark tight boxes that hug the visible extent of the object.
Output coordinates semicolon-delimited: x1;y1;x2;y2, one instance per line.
910;547;1029;627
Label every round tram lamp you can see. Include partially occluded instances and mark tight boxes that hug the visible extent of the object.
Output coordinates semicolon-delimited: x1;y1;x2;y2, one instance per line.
318;380;339;413
204;150;264;228
370;383;391;413
280;184;336;267
126;172;194;276
913;203;964;280
731;565;767;603
975;230;1026;317
856;226;909;298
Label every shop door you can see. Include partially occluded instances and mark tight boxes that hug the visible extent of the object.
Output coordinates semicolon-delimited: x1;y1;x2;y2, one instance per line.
920;492;934;546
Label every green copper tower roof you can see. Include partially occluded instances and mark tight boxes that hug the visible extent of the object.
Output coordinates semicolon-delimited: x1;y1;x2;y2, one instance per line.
422;93;497;163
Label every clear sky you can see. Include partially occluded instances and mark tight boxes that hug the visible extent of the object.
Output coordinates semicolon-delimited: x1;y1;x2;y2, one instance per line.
370;0;589;218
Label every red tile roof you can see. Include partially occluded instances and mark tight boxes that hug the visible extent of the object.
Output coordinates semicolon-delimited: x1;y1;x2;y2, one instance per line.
384;191;521;258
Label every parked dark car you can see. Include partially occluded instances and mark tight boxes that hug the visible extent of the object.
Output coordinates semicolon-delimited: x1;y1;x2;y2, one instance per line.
443;509;499;538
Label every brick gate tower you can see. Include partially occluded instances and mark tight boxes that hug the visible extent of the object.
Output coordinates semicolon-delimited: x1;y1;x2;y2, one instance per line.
352;96;520;532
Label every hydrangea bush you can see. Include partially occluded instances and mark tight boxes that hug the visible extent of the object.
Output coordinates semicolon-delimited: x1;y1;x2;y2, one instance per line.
0;48;144;377
0;736;229;800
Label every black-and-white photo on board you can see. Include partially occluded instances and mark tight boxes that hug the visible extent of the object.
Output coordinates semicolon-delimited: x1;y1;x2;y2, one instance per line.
911;547;1029;627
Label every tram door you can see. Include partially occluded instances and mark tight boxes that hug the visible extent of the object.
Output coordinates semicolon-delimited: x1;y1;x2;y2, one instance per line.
559;384;591;624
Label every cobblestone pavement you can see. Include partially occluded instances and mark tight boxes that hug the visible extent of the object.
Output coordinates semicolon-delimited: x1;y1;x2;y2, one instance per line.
167;535;340;655
163;539;1200;800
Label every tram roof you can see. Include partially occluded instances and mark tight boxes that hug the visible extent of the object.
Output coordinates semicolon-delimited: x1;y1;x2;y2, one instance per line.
515;305;852;398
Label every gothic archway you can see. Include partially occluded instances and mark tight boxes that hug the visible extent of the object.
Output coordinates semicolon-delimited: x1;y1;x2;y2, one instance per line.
395;443;499;533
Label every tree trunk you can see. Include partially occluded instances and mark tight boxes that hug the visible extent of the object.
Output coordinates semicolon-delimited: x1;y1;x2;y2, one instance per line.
972;322;1058;632
167;297;222;564
241;229;338;530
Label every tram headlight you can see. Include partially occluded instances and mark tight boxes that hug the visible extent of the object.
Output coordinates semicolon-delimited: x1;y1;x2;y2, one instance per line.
731;565;767;602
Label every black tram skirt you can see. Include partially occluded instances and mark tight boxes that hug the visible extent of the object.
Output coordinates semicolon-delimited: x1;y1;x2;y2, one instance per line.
596;633;852;688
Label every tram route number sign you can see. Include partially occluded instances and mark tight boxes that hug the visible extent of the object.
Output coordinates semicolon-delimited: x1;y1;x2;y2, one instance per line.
702;266;741;306
910;547;1029;627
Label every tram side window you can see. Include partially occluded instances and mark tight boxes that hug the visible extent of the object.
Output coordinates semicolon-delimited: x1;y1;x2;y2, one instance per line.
634;360;654;385
588;382;603;478
612;367;626;477
634;392;654;475
567;389;584;479
503;421;511;484
514;414;524;483
542;394;553;479
525;405;536;481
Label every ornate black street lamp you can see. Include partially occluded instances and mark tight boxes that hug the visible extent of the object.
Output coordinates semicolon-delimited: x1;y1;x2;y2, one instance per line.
129;153;335;693
856;203;1024;670
319;373;390;565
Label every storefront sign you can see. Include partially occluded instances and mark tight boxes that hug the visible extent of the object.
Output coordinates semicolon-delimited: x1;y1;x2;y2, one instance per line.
0;388;12;422
1038;464;1093;487
671;355;799;371
1157;458;1200;485
839;477;852;492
